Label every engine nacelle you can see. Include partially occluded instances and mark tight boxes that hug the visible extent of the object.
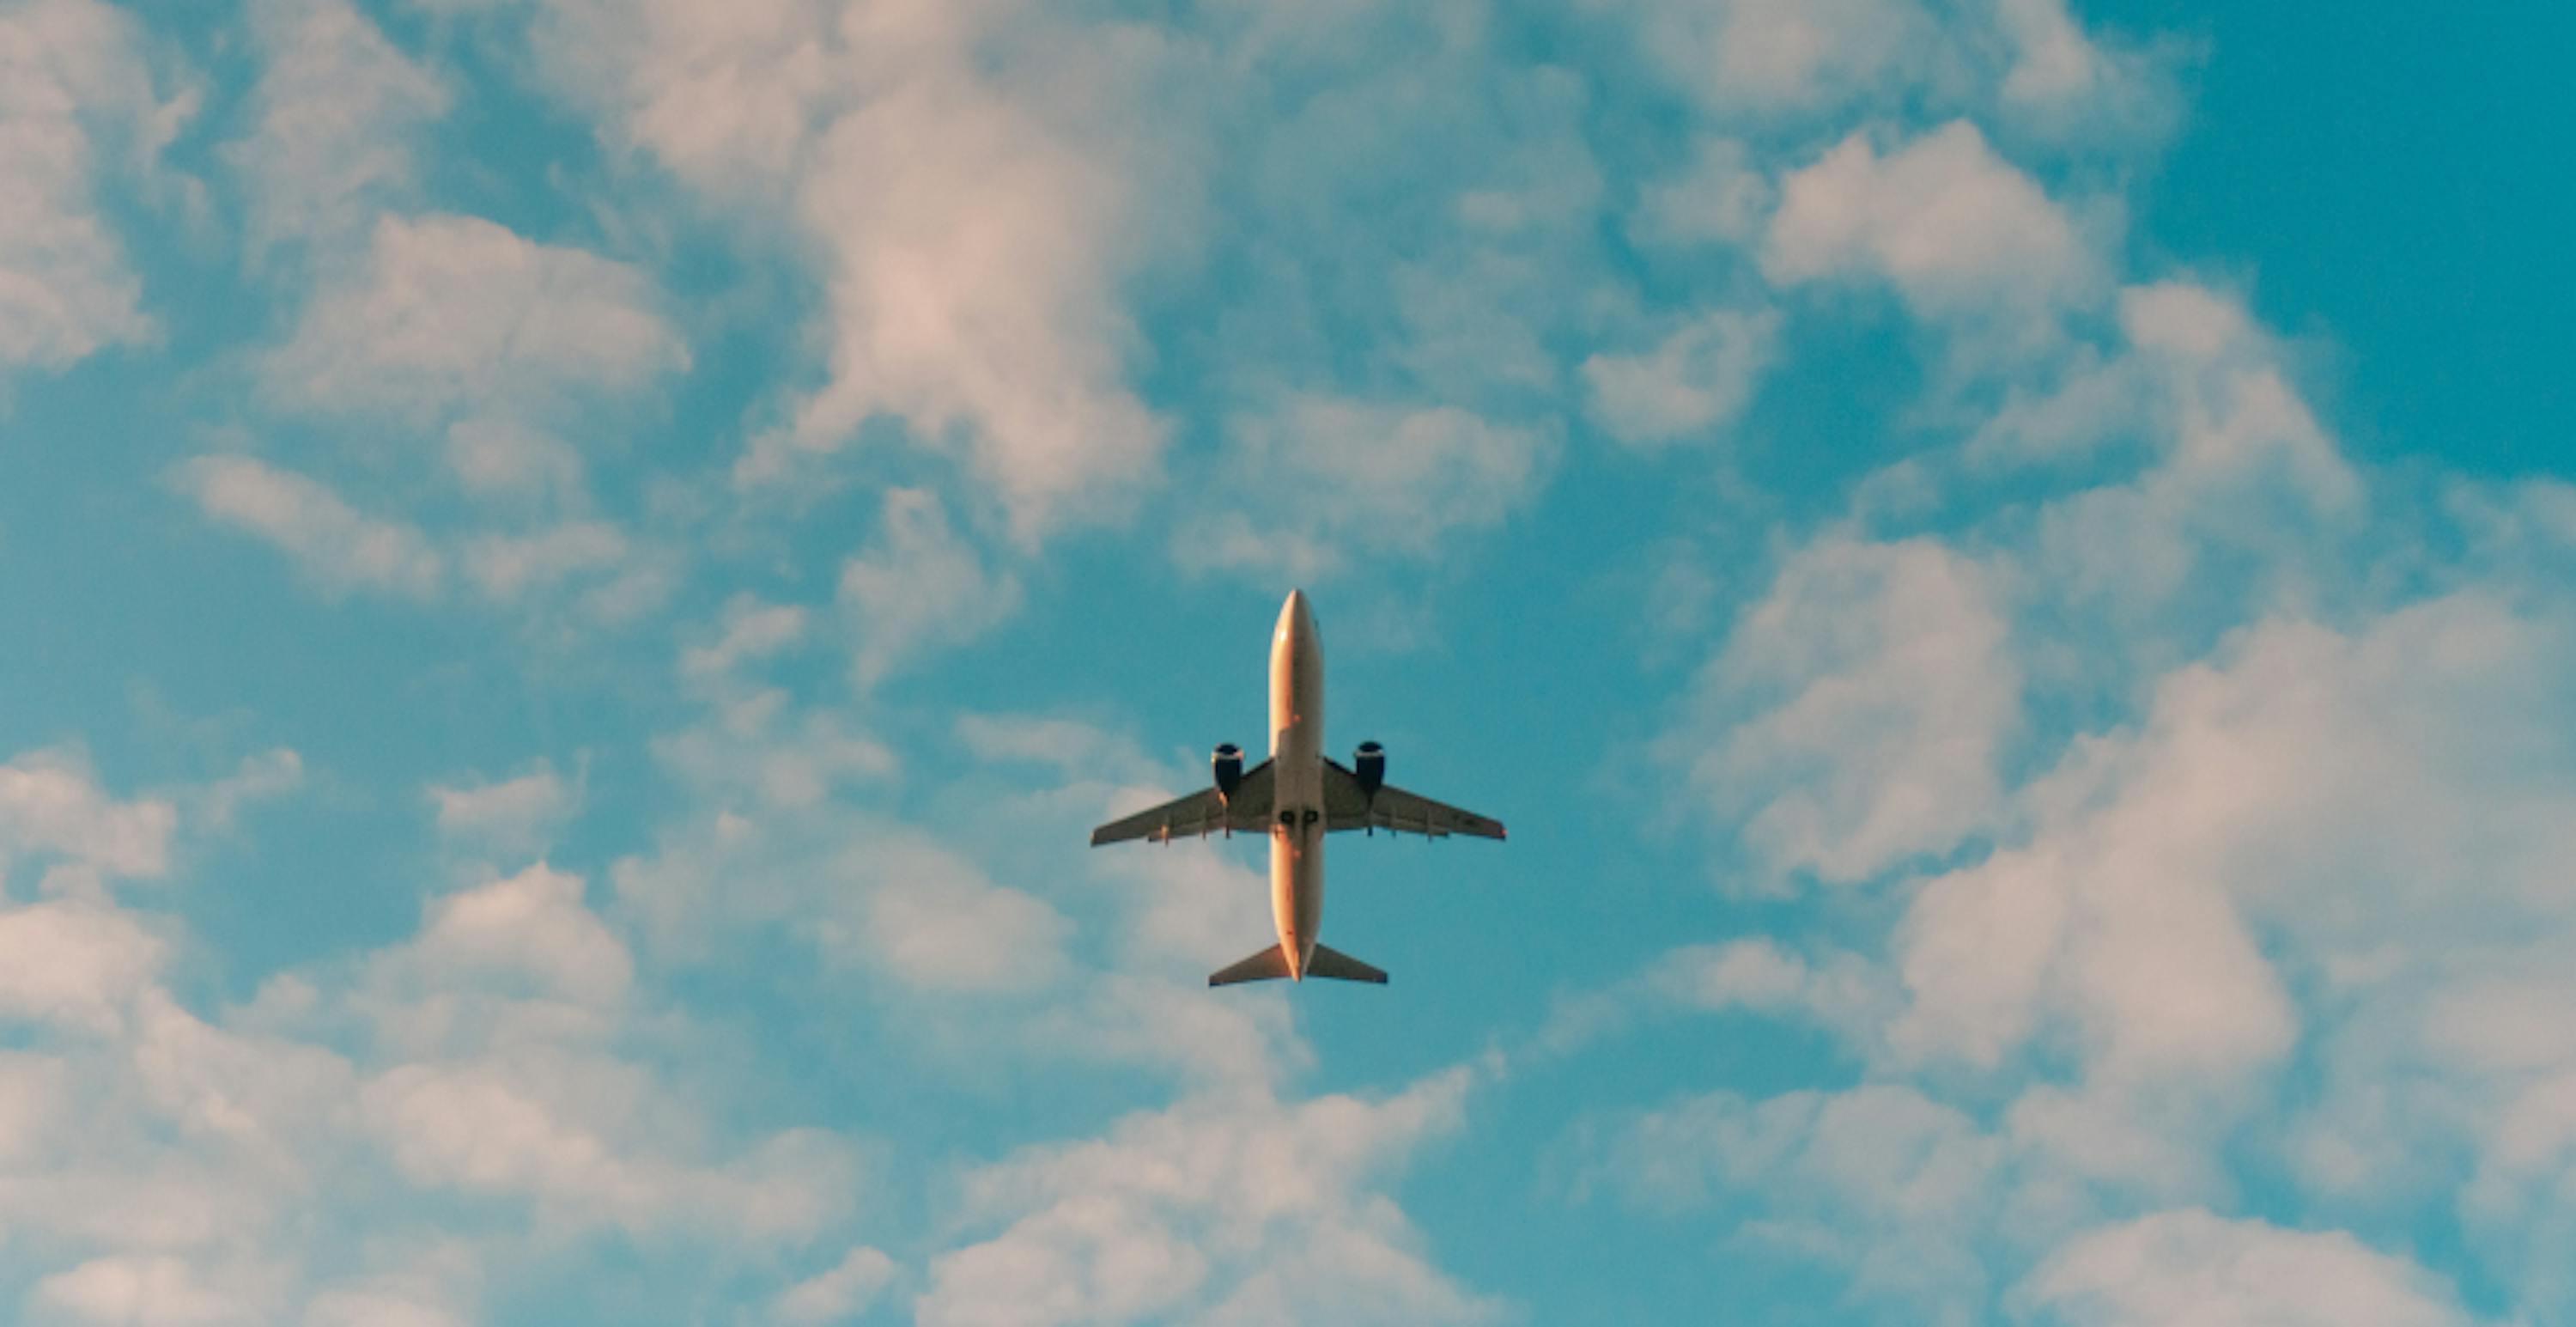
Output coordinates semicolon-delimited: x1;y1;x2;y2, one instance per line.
1353;740;1385;796
1212;743;1245;799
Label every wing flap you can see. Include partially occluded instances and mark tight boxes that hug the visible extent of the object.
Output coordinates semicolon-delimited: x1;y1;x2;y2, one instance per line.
1091;759;1276;846
1320;758;1505;840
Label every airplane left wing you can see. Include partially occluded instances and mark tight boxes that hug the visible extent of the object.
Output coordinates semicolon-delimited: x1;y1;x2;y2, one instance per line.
1321;758;1505;840
1090;759;1276;845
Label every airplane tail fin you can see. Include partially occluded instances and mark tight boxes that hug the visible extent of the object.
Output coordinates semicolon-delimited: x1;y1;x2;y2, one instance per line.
1206;943;1390;986
1209;946;1294;986
1307;943;1388;984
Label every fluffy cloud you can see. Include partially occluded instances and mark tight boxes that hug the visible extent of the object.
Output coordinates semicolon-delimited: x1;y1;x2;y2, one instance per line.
440;417;582;500
1184;397;1553;581
0;747;178;886
1583;307;1778;447
1682;535;2019;885
0;0;173;374
483;0;1175;536
772;27;1172;539
459;521;631;601
0;901;166;1033
1608;0;1947;119
397;863;632;1009
30;1253;282;1326
820;835;1071;996
264;212;686;428
174;455;663;614
1594;1084;2002;1314
426;764;576;855
1704;587;2576;1318
170;455;444;598
772;1245;897;1326
1898;593;2576;1092
1601;0;2171;143
2013;1209;2482;1327
681;594;810;684
337;864;862;1245
1629;137;1775;250
919;1069;1492;1327
1765;121;2099;323
223;0;447;257
648;700;896;818
840;487;1021;689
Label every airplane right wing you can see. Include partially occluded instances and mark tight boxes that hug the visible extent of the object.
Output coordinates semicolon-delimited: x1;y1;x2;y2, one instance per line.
1321;759;1505;840
1089;759;1276;845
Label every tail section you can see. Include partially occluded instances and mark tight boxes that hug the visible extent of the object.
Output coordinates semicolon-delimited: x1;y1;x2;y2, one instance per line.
1206;942;1389;987
1307;944;1388;984
1209;946;1294;987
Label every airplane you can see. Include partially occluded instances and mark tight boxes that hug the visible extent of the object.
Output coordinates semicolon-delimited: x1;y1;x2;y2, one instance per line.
1089;588;1504;987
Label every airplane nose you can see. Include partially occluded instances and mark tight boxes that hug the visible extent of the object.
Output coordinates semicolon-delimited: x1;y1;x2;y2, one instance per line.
1277;588;1312;644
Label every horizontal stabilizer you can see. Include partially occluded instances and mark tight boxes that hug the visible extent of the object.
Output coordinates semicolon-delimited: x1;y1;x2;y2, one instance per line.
1307;944;1388;984
1206;943;1390;986
1209;945;1294;987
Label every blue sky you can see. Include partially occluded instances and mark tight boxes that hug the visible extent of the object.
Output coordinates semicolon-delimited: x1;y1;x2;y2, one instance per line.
3;0;2573;1323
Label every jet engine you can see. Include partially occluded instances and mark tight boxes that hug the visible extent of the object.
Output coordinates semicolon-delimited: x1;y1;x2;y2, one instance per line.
1212;743;1245;798
1353;740;1385;795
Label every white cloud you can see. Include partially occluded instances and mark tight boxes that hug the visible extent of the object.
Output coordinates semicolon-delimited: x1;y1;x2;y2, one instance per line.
345;861;860;1242
1593;1084;2002;1312
1899;593;2576;1090
1990;0;2180;143
302;1287;470;1327
1765;121;2099;322
840;488;1021;688
459;521;629;600
1185;397;1552;581
264;212;686;427
441;417;582;499
920;1069;1492;1327
426;764;575;855
772;1245;897;1326
1647;939;1889;1041
0;747;178;886
30;1254;278;1327
504;0;1178;536
0;901;165;1033
191;749;304;832
403;863;633;1009
1611;0;1947;119
355;1061;852;1239
1582;307;1778;446
808;835;1069;996
647;701;896;820
683;594;810;683
1601;0;2172;146
1524;936;1893;1067
2115;282;2358;508
0;0;171;374
1630;137;1774;249
2013;1209;2482;1327
772;51;1170;539
170;456;443;598
223;0;447;257
1683;535;2019;885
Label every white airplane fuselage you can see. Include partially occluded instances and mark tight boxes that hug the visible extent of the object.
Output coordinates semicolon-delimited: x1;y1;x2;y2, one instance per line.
1268;589;1326;979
